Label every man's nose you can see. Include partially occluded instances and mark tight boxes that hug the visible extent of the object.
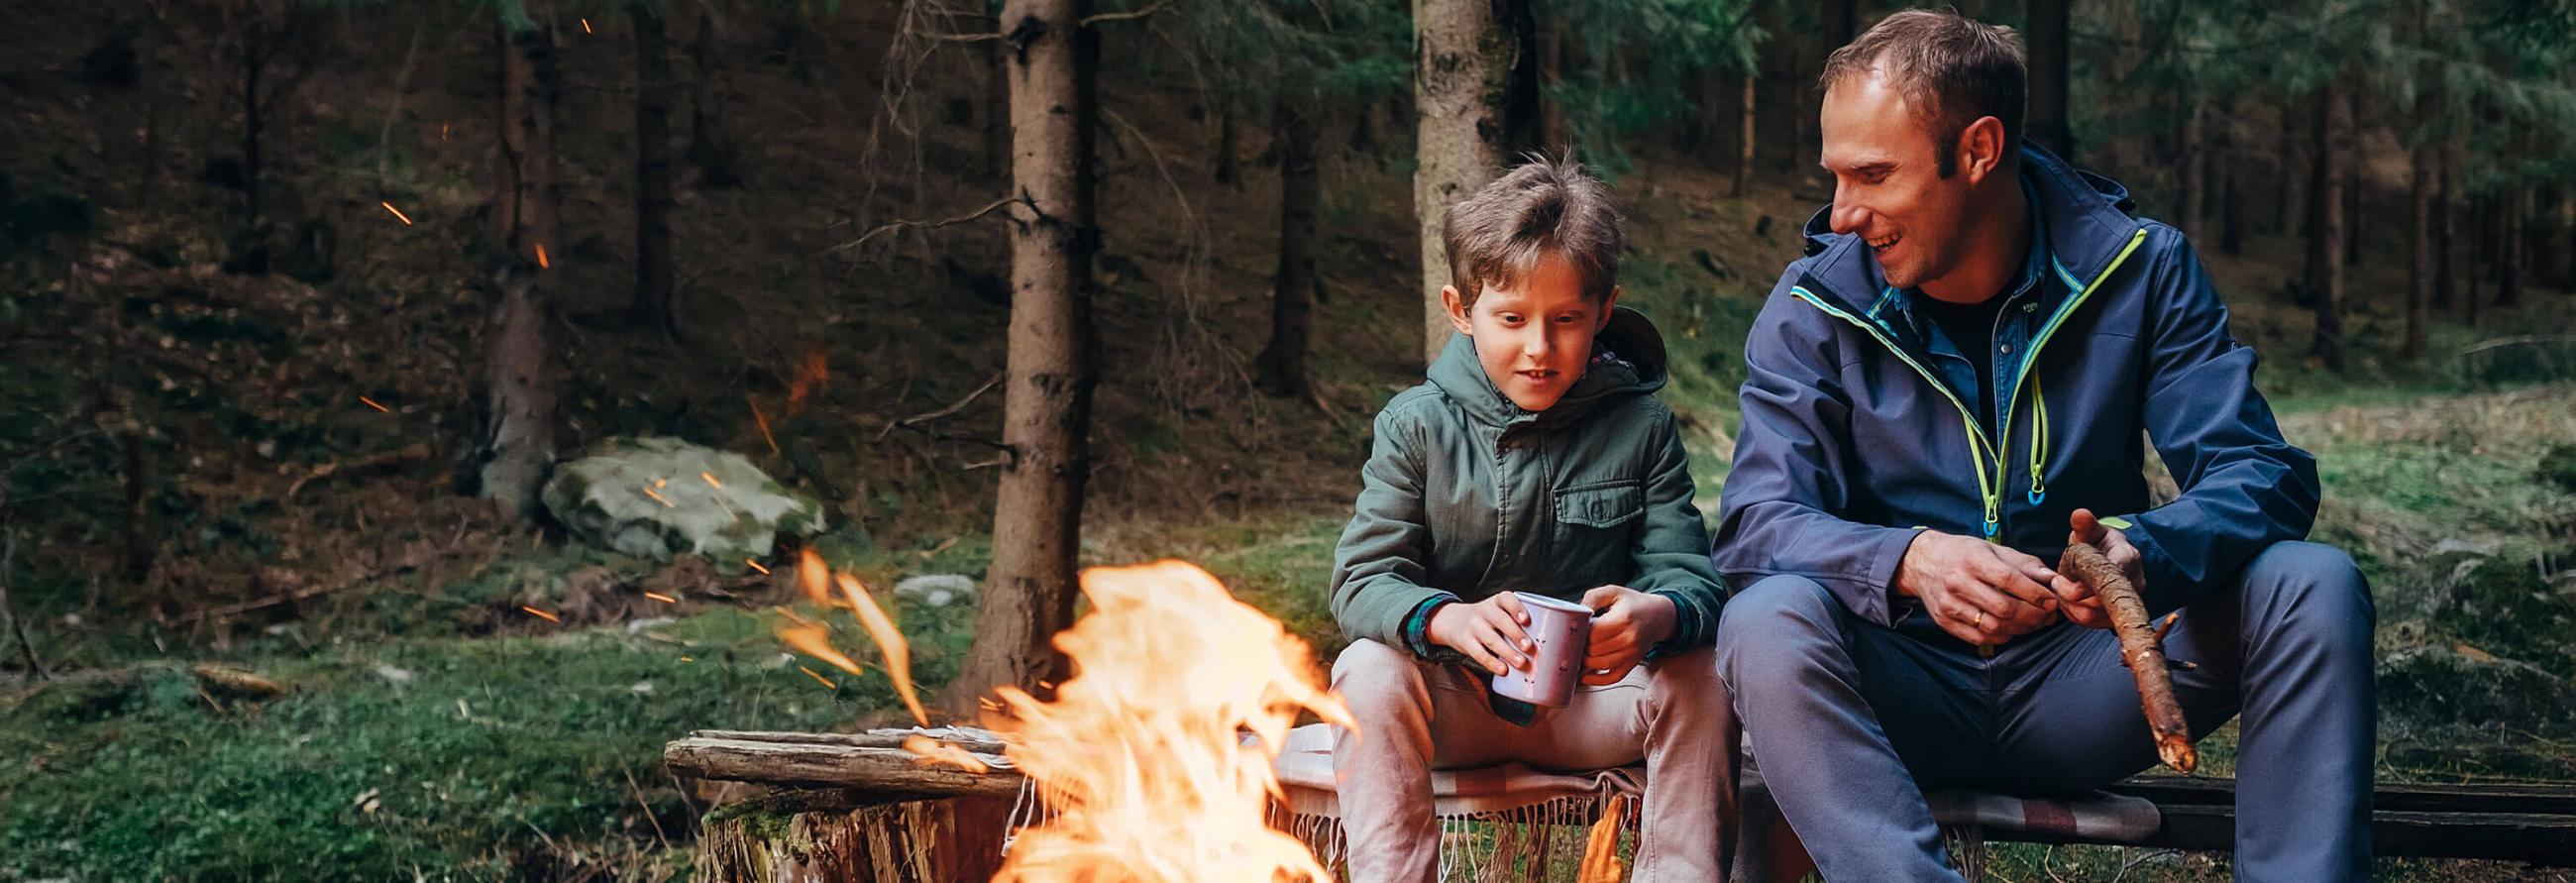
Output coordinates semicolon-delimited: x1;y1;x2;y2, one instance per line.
1830;199;1869;237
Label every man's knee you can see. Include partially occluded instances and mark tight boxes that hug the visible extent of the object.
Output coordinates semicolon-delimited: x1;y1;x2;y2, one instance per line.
1332;638;1434;719
2240;541;2374;624
1714;575;1844;690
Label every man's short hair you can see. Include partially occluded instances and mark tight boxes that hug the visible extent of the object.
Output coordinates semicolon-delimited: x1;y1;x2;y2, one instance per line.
1819;8;2026;177
1442;157;1622;308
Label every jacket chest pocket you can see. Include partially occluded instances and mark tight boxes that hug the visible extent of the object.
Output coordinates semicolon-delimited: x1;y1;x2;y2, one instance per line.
1554;482;1644;529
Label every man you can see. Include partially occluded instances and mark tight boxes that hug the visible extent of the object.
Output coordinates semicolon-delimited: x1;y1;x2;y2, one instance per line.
1710;10;2375;881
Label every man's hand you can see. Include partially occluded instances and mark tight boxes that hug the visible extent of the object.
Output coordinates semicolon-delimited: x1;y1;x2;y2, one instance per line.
2048;508;2142;630
1427;594;1536;676
1897;531;2062;644
1579;586;1676;686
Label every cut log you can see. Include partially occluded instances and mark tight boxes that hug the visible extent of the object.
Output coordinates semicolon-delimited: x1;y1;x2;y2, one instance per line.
664;733;1020;797
696;787;1016;883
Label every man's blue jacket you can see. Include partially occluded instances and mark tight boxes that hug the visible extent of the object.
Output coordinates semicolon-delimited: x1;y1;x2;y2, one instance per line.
1710;145;2319;625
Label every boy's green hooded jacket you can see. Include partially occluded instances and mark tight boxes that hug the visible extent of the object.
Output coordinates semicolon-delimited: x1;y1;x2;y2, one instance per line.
1330;307;1725;657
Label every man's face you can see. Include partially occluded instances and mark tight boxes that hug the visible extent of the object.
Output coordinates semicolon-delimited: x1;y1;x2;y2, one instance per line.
1819;71;1980;292
1445;252;1617;412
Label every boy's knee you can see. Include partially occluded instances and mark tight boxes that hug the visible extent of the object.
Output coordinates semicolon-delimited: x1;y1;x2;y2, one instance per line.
1331;638;1434;717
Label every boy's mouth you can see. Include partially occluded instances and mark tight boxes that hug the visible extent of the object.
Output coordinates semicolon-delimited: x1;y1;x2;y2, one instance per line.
1515;369;1559;383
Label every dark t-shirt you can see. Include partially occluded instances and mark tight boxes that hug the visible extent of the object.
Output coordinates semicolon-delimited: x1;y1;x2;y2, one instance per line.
1914;293;2006;434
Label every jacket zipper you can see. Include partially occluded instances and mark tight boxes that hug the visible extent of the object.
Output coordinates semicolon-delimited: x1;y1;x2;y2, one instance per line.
1788;225;2148;540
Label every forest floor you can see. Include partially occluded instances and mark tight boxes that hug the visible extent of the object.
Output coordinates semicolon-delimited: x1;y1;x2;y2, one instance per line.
6;2;2576;879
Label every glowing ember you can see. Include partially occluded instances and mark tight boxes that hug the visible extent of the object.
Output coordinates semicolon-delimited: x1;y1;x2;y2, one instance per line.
987;560;1352;882
749;400;782;456
520;606;561;623
745;558;772;575
535;243;551;269
581;17;592;33
800;665;837;690
643;591;678;604
640;485;675;508
359;395;390;413
699;472;724;489
378;201;413;225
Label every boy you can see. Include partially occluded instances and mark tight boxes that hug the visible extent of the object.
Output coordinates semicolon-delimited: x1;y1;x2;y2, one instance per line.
1328;158;1732;882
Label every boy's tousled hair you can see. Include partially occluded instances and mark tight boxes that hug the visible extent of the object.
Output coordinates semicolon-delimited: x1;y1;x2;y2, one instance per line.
1442;156;1622;308
1819;8;2025;177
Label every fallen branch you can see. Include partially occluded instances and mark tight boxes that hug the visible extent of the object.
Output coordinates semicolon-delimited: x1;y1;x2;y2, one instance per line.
1082;0;1173;26
827;196;1025;257
284;441;436;500
875;373;1004;442
2060;540;2195;774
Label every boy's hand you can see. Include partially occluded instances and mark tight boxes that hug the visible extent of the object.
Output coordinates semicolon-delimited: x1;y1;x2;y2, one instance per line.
1580;586;1675;686
1427;594;1536;677
2045;508;2139;630
1896;531;2061;645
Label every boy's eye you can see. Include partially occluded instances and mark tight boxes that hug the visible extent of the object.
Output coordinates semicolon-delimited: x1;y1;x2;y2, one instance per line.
1499;314;1524;323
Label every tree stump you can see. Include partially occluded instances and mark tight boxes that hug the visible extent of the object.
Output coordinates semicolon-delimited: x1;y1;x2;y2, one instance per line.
696;787;1016;883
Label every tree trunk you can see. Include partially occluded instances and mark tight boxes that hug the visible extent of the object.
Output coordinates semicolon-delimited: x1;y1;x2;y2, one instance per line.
2026;0;2072;159
1733;70;1757;198
985;37;1011;182
2344;158;2364;268
2277;106;2301;237
2307;83;2347;372
2406;142;2432;360
241;16;267;225
2468;194;2488;325
479;18;563;521
1258;98;1320;398
1537;21;1567;153
1214;102;1237;185
2220;143;2245;256
2497;188;2523;308
686;9;741;188
2178;98;2205;243
2433;141;2456;309
695;791;1016;883
951;0;1098;711
1413;0;1508;364
1498;0;1541;157
630;1;678;340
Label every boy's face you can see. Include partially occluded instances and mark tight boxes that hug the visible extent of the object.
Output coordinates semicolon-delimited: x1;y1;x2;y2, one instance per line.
1443;252;1619;412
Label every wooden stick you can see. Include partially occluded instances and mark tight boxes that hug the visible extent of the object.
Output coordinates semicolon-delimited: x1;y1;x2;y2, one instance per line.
2060;541;2197;774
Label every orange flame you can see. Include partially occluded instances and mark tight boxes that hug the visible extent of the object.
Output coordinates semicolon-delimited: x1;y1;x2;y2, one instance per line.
988;560;1352;882
786;352;828;412
796;549;835;607
836;573;925;726
779;621;867;677
904;734;990;773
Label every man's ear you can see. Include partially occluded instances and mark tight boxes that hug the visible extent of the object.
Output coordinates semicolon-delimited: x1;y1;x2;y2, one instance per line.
1960;115;2008;184
1443;285;1474;335
1595;285;1623;332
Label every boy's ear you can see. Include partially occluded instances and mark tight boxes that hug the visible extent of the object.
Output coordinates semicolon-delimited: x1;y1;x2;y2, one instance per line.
1595;285;1623;332
1443;285;1474;335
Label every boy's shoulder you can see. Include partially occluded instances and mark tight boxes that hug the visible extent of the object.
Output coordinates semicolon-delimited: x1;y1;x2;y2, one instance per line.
1369;382;1452;438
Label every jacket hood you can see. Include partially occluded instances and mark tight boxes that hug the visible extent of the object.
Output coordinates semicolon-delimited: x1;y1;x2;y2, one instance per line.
1426;305;1669;429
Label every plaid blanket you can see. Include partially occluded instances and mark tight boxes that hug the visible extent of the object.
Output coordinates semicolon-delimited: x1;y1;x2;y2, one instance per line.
1273;722;2162;842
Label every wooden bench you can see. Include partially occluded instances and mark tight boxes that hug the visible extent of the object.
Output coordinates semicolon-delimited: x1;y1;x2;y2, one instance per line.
666;729;2576;880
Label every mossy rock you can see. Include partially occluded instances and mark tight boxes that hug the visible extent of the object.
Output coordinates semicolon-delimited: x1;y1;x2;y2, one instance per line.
2379;645;2576;730
542;436;824;562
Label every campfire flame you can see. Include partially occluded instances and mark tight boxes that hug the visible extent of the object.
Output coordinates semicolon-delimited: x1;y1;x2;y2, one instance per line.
778;550;930;726
989;560;1353;883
